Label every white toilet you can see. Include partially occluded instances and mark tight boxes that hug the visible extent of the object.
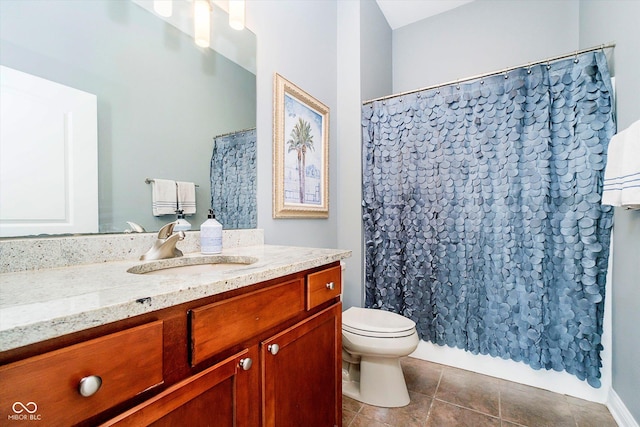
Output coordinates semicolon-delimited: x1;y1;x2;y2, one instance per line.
341;307;419;407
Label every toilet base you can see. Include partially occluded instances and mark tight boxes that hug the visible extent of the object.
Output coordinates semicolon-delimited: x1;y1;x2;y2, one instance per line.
342;356;410;408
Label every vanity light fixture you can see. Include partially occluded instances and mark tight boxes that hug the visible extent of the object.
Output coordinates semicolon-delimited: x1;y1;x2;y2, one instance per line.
228;0;245;31
153;0;173;18
193;0;211;48
151;0;245;48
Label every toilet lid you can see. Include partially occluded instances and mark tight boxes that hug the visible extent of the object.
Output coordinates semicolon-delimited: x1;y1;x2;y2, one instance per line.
342;307;416;336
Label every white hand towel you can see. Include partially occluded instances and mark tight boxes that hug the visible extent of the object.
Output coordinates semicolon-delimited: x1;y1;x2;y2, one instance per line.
602;120;640;209
152;179;177;216
177;181;196;215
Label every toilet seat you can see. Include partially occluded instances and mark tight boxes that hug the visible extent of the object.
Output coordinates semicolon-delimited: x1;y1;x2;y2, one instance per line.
342;307;416;338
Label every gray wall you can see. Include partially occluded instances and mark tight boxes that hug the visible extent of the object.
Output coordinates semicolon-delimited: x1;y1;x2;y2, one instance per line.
0;0;256;233
336;0;363;309
334;0;393;310
580;1;640;421
248;0;338;249
247;0;391;310
360;0;393;102
391;0;638;420
392;0;579;93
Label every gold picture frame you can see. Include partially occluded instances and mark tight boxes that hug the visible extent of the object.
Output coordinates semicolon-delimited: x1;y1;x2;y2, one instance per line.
273;73;329;218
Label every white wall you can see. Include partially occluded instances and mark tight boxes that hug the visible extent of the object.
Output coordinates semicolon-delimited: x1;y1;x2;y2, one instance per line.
247;0;339;249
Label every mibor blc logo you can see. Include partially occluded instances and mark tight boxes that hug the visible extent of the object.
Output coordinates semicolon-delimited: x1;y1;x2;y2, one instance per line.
8;402;41;421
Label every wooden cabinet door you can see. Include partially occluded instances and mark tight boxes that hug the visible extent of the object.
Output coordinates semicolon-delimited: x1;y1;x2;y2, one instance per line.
261;303;342;427
102;346;259;427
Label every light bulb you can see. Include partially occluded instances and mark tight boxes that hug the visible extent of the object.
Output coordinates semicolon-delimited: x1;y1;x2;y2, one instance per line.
228;0;245;31
194;0;211;48
153;0;172;18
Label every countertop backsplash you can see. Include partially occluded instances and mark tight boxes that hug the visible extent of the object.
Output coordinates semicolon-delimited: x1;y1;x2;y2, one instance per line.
0;229;264;274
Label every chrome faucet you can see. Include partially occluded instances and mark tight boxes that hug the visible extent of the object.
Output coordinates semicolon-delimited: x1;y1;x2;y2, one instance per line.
140;222;185;261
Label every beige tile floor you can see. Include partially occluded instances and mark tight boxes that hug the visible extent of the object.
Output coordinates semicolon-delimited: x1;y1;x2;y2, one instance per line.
342;357;618;427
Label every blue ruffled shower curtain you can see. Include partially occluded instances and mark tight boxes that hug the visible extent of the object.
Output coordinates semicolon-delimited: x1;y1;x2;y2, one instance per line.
210;128;257;229
361;52;614;387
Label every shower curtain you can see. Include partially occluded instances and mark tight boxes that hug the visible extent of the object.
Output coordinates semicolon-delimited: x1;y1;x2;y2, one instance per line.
210;128;257;229
361;52;614;387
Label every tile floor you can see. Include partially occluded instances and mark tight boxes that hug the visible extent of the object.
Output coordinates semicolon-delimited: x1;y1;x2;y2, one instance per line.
342;357;618;427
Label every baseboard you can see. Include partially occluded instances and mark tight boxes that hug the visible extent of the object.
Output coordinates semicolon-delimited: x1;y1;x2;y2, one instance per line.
608;388;639;427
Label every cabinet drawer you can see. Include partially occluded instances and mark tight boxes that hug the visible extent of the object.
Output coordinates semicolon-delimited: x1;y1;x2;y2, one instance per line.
0;321;164;426
190;279;305;366
306;265;342;310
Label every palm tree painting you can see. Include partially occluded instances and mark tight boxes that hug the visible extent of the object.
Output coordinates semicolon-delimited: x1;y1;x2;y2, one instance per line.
273;74;328;218
287;118;314;203
283;92;324;206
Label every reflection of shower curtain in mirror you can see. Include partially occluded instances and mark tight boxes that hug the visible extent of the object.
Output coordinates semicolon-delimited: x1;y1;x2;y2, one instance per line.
210;128;257;229
361;52;615;387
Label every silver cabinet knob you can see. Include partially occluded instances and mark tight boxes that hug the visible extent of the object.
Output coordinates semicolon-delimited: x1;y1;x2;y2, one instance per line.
267;344;279;355
78;375;102;397
239;358;253;371
326;282;335;290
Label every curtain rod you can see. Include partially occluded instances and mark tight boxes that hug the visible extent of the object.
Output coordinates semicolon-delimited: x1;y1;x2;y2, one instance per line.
214;127;256;139
363;42;616;105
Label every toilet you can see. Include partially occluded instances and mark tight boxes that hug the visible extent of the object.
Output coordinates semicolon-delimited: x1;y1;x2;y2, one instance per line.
341;307;419;407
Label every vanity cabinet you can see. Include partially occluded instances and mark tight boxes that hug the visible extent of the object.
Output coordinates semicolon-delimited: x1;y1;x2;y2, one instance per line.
0;261;342;427
262;304;341;427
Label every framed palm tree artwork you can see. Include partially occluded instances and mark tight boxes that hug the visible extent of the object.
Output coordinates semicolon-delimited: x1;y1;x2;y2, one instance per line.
273;73;329;218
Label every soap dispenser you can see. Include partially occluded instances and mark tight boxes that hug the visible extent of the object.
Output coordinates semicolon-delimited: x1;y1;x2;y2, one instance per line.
173;209;192;232
200;209;222;254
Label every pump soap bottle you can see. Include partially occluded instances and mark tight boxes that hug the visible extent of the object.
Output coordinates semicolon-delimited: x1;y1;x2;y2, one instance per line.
200;209;222;254
174;209;191;231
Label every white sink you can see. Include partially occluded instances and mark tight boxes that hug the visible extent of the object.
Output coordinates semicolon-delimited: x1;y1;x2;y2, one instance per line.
127;255;258;276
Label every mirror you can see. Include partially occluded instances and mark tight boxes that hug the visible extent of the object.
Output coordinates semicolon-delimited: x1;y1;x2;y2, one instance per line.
0;0;256;236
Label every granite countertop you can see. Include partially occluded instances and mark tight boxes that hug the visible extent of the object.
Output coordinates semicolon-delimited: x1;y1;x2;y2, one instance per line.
0;245;351;352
